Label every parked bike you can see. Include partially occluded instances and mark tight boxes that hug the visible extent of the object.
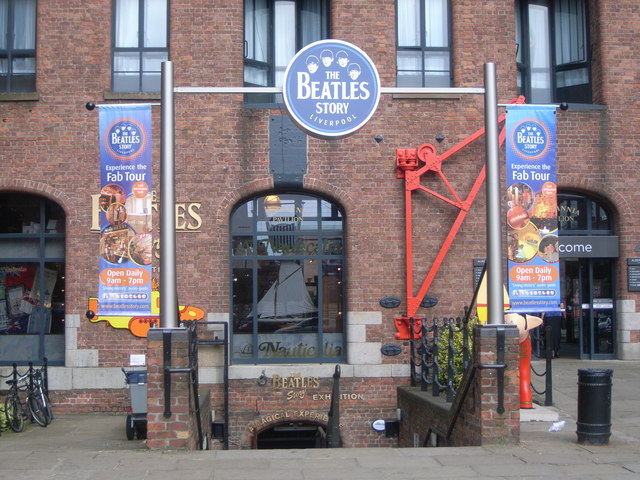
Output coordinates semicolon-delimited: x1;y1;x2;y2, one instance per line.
4;362;53;432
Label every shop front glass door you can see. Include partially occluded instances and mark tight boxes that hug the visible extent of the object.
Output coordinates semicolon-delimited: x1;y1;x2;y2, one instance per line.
562;258;615;359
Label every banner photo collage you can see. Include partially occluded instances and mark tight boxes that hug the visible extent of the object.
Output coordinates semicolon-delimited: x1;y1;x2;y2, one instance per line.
506;105;560;313
98;105;153;316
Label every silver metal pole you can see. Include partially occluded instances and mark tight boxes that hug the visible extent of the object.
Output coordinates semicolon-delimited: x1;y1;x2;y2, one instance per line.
160;61;179;329
484;63;505;326
173;86;485;95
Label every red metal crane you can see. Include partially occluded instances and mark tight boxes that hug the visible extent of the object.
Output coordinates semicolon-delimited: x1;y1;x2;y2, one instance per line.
393;96;526;339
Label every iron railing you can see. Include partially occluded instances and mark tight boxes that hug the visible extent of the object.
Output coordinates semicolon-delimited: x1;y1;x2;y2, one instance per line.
410;315;472;403
325;365;341;447
530;324;554;406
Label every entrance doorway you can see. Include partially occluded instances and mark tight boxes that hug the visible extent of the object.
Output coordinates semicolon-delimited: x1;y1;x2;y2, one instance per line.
557;191;617;360
561;258;615;359
256;422;326;449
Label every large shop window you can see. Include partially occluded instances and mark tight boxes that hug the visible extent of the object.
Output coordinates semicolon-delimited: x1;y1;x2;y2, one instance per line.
516;0;591;104
396;0;451;88
112;0;168;92
0;0;37;93
244;0;329;104
0;193;65;365
231;193;345;364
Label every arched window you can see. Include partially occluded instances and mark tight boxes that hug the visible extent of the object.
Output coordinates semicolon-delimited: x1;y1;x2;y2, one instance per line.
558;191;612;234
230;193;345;363
0;193;65;365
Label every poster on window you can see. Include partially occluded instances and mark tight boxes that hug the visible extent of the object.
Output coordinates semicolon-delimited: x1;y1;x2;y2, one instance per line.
98;105;153;316
506;105;560;313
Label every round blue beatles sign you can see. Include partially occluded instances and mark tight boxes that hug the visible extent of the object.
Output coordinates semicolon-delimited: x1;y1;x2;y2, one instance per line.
283;40;381;139
511;120;550;160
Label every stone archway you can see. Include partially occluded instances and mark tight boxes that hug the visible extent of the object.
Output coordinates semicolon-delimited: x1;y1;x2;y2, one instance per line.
255;420;327;449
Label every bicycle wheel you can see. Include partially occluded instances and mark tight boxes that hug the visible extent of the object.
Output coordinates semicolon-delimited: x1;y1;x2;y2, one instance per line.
34;371;53;424
27;392;48;427
4;394;24;433
42;391;53;425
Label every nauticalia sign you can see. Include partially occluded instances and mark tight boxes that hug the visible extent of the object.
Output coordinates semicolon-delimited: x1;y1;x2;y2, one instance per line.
282;39;381;139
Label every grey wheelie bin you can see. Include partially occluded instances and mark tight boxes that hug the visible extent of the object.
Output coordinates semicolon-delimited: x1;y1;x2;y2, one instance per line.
122;369;147;440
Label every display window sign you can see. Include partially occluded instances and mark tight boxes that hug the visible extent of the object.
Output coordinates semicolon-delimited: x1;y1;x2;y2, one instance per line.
98;105;153;316
505;105;560;313
282;39;380;139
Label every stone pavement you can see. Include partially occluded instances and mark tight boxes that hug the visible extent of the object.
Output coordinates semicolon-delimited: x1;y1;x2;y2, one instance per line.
1;357;639;479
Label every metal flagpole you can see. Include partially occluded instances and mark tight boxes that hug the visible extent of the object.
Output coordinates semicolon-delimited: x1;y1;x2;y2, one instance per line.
483;62;505;325
160;60;179;329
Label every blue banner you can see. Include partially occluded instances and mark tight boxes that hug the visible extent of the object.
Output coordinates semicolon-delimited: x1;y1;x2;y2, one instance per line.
506;105;560;313
98;105;153;316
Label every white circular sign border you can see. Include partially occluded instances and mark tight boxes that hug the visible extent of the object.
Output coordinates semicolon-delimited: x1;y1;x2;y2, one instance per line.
282;39;381;139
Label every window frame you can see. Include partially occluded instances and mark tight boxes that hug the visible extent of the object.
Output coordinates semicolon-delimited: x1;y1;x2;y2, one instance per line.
0;0;37;93
111;0;169;93
243;0;330;105
557;191;613;236
516;0;592;104
395;0;452;88
0;193;66;366
230;192;346;364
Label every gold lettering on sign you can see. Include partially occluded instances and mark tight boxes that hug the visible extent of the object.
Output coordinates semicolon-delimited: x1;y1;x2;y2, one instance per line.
246;410;332;434
272;374;320;390
90;193;203;232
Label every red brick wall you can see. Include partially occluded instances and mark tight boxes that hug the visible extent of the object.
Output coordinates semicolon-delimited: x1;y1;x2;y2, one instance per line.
1;0;639;417
398;324;520;447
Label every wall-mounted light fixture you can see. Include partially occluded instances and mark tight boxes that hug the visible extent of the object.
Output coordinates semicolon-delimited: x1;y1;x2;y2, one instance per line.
257;370;268;386
264;195;281;211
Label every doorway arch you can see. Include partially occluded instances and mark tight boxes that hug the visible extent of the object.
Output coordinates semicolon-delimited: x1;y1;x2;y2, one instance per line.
256;420;327;449
558;191;617;359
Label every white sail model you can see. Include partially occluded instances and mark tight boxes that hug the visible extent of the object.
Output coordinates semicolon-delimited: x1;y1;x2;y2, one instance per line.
256;261;317;323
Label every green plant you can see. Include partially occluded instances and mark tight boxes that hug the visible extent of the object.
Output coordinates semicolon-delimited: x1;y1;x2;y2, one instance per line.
436;316;480;391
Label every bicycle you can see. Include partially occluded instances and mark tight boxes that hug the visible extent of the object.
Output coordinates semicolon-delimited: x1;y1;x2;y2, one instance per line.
4;363;52;432
30;367;53;425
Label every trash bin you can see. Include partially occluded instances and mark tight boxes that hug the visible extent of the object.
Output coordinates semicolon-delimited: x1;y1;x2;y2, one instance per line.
122;369;147;440
576;368;613;445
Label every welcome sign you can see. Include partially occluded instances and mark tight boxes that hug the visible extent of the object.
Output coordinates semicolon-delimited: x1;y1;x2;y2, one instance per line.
283;40;380;139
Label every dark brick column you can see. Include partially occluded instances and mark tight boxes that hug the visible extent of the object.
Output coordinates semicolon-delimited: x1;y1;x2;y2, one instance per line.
146;328;191;449
397;323;520;447
469;324;521;445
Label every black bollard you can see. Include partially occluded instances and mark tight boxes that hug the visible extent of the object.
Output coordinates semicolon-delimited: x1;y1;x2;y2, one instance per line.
576;368;613;445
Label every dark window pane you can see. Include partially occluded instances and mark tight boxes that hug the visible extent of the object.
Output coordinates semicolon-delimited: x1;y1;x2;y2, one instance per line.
231;193;344;363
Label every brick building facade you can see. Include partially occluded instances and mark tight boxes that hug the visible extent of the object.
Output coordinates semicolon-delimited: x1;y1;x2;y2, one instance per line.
0;0;638;448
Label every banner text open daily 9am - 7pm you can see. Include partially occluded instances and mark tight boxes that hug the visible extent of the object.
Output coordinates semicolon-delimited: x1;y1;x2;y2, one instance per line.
98;105;153;316
505;105;560;314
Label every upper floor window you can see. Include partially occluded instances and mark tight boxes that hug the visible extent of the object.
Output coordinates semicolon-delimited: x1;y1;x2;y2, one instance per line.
244;0;329;104
0;0;36;93
112;0;168;93
396;0;451;88
516;0;591;104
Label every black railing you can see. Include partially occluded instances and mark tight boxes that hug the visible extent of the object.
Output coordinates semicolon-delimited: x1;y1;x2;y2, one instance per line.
530;324;554;406
326;365;341;448
162;325;205;449
0;359;49;397
410;316;472;403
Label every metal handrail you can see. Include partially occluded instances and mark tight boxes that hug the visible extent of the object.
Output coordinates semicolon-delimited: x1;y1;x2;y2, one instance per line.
530;325;554;406
326;365;341;448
